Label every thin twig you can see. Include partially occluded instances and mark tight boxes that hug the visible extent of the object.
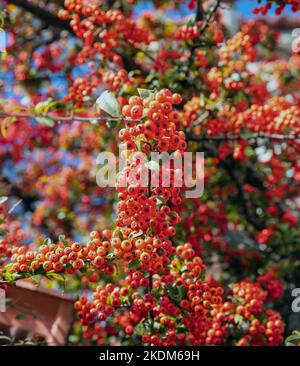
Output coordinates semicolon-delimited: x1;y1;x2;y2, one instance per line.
0;112;136;124
200;141;265;230
199;0;222;35
195;0;205;21
1;112;299;142
188;133;300;142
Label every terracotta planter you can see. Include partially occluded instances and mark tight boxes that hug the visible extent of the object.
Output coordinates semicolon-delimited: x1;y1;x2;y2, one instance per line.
0;280;74;345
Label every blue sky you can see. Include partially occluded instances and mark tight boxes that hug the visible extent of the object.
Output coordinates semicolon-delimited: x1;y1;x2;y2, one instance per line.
235;0;294;17
135;0;295;18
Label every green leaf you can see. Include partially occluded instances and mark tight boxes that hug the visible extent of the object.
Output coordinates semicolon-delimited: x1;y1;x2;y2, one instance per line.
95;91;121;118
285;331;300;346
141;270;150;278
35;100;49;114
58;235;67;244
198;271;205;281
106;119;120;129
0;334;12;342
43;237;52;245
177;285;187;299
128;258;141;270
151;288;161;299
137;88;156;100
1;117;17;137
285;334;300;342
0;196;8;204
166;284;177;297
156;196;166;205
31;276;41;287
36;116;55;127
234;314;243;325
128;230;143;239
166;285;187;301
46;271;66;282
286;342;296;346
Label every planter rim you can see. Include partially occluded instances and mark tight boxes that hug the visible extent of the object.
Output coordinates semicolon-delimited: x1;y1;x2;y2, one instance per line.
11;279;75;302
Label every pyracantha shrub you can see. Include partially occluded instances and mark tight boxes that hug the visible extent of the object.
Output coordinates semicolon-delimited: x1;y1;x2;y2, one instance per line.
0;0;299;346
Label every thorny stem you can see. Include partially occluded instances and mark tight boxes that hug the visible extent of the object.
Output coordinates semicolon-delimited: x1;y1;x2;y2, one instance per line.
1;113;299;142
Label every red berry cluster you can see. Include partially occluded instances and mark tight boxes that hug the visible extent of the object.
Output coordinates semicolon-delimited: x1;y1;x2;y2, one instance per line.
8;230;114;276
102;69;129;92
217;280;284;346
235;309;284;346
253;1;300;15
71;90;284;346
174;25;200;41
60;1;154;50
65;78;95;107
1;89;285;346
118;89;185;241
0;205;25;267
257;268;284;302
231;281;266;316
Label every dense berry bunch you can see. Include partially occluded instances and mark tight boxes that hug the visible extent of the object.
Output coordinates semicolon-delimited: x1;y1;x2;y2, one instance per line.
3;0;299;342
57;0;157;109
1;88;286;345
118;89;185;239
61;0;153;45
6;229;115;276
230;281;266;316
69;91;284;345
215;281;284;346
